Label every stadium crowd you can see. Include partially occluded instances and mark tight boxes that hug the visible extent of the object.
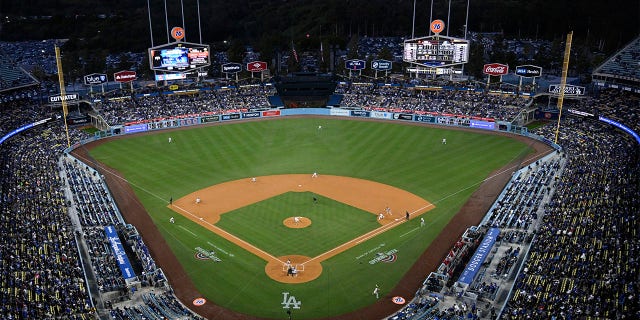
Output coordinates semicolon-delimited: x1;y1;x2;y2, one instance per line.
1;69;638;320
94;84;275;125
338;82;529;122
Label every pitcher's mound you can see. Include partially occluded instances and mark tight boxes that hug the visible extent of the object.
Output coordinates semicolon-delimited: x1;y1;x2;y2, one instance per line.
283;216;311;228
265;255;323;283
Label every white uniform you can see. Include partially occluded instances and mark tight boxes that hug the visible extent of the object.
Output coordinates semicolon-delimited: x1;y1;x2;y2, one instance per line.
168;137;172;143
196;197;201;204
372;286;379;298
169;217;175;223
312;172;318;178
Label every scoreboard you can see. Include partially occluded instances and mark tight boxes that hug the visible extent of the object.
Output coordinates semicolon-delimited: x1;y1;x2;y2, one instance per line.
148;42;211;72
403;35;469;68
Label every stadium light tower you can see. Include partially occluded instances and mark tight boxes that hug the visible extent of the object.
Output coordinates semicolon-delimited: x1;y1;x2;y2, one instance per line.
411;0;416;38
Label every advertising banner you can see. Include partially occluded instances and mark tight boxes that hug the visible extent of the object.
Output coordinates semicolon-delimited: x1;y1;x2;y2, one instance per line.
221;113;241;121
222;63;242;73
330;109;351;116
83;73;108;85
370;111;393;119
393;113;413;121
49;93;79;104
483;63;509;76
345;59;366;70
200;115;220;123
114;70;137;83
416;115;437;123
548;84;585;95
457;228;500;285
242;111;261;119
515;65;542;78
104;225;136;280
371;60;392;71
469;120;495;130
124;123;149;133
246;61;267;72
350;110;370;117
262;110;281;117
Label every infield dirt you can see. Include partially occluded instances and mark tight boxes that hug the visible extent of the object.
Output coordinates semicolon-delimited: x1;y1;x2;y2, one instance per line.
72;118;553;320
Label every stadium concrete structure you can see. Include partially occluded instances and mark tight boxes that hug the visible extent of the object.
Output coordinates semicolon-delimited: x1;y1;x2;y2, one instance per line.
0;36;638;319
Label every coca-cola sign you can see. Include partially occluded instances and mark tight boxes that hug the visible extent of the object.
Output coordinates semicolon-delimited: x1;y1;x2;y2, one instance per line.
483;63;509;76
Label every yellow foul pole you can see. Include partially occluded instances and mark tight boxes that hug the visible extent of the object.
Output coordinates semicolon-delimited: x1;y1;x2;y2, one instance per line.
554;31;573;144
55;45;71;148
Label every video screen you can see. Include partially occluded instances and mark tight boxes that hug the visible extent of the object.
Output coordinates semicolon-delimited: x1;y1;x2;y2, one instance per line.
151;47;189;69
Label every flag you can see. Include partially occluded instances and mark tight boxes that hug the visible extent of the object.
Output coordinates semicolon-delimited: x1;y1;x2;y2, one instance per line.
320;42;324;62
291;41;299;63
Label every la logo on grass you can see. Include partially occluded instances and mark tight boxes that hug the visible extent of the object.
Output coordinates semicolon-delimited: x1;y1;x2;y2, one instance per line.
281;292;301;309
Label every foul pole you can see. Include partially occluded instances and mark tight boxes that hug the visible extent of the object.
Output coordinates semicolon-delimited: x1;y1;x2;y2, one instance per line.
54;45;71;148
554;31;573;144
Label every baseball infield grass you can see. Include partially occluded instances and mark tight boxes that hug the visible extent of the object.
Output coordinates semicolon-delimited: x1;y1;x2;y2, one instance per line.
89;117;533;319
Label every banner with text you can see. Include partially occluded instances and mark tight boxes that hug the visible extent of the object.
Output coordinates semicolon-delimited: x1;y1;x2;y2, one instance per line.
104;225;136;280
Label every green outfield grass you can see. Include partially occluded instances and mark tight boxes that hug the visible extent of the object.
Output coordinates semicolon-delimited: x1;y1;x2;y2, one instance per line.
89;117;532;319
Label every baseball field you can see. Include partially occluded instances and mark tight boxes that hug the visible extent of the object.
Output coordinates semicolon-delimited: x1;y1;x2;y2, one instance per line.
83;117;541;319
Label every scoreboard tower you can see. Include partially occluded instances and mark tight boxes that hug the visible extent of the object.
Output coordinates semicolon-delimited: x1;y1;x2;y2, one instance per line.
403;20;469;78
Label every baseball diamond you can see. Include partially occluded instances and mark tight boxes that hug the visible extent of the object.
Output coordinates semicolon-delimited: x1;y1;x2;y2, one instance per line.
77;116;550;319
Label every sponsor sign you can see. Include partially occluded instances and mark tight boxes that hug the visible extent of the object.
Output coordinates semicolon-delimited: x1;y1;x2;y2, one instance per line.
171;27;185;41
548;84;585;95
192;298;206;306
430;19;445;34
469;120;495;130
262;110;281;117
458;228;500;285
392;296;406;305
67;114;91;126
180;118;197;126
114;70;137;83
393;113;413;121
242;111;261;119
104;225;136;280
222;62;242;73
416;115;436;123
83;73;108;85
599;116;640;144
246;61;267;72
345;59;366;70
515;65;542;78
124;123;149;134
169;84;179;90
483;63;509;76
567;108;595;118
370;111;393;119
48;93;79;104
371;60;392;71
221;113;241;121
155;73;187;81
330;109;351;116
200;115;220;123
350;110;370;117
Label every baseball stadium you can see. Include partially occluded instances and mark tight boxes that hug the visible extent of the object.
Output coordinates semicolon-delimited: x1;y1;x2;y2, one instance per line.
0;4;639;319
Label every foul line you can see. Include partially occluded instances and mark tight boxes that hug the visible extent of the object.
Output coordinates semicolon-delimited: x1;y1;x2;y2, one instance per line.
72;145;556;269
71;151;284;264
303;148;556;266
